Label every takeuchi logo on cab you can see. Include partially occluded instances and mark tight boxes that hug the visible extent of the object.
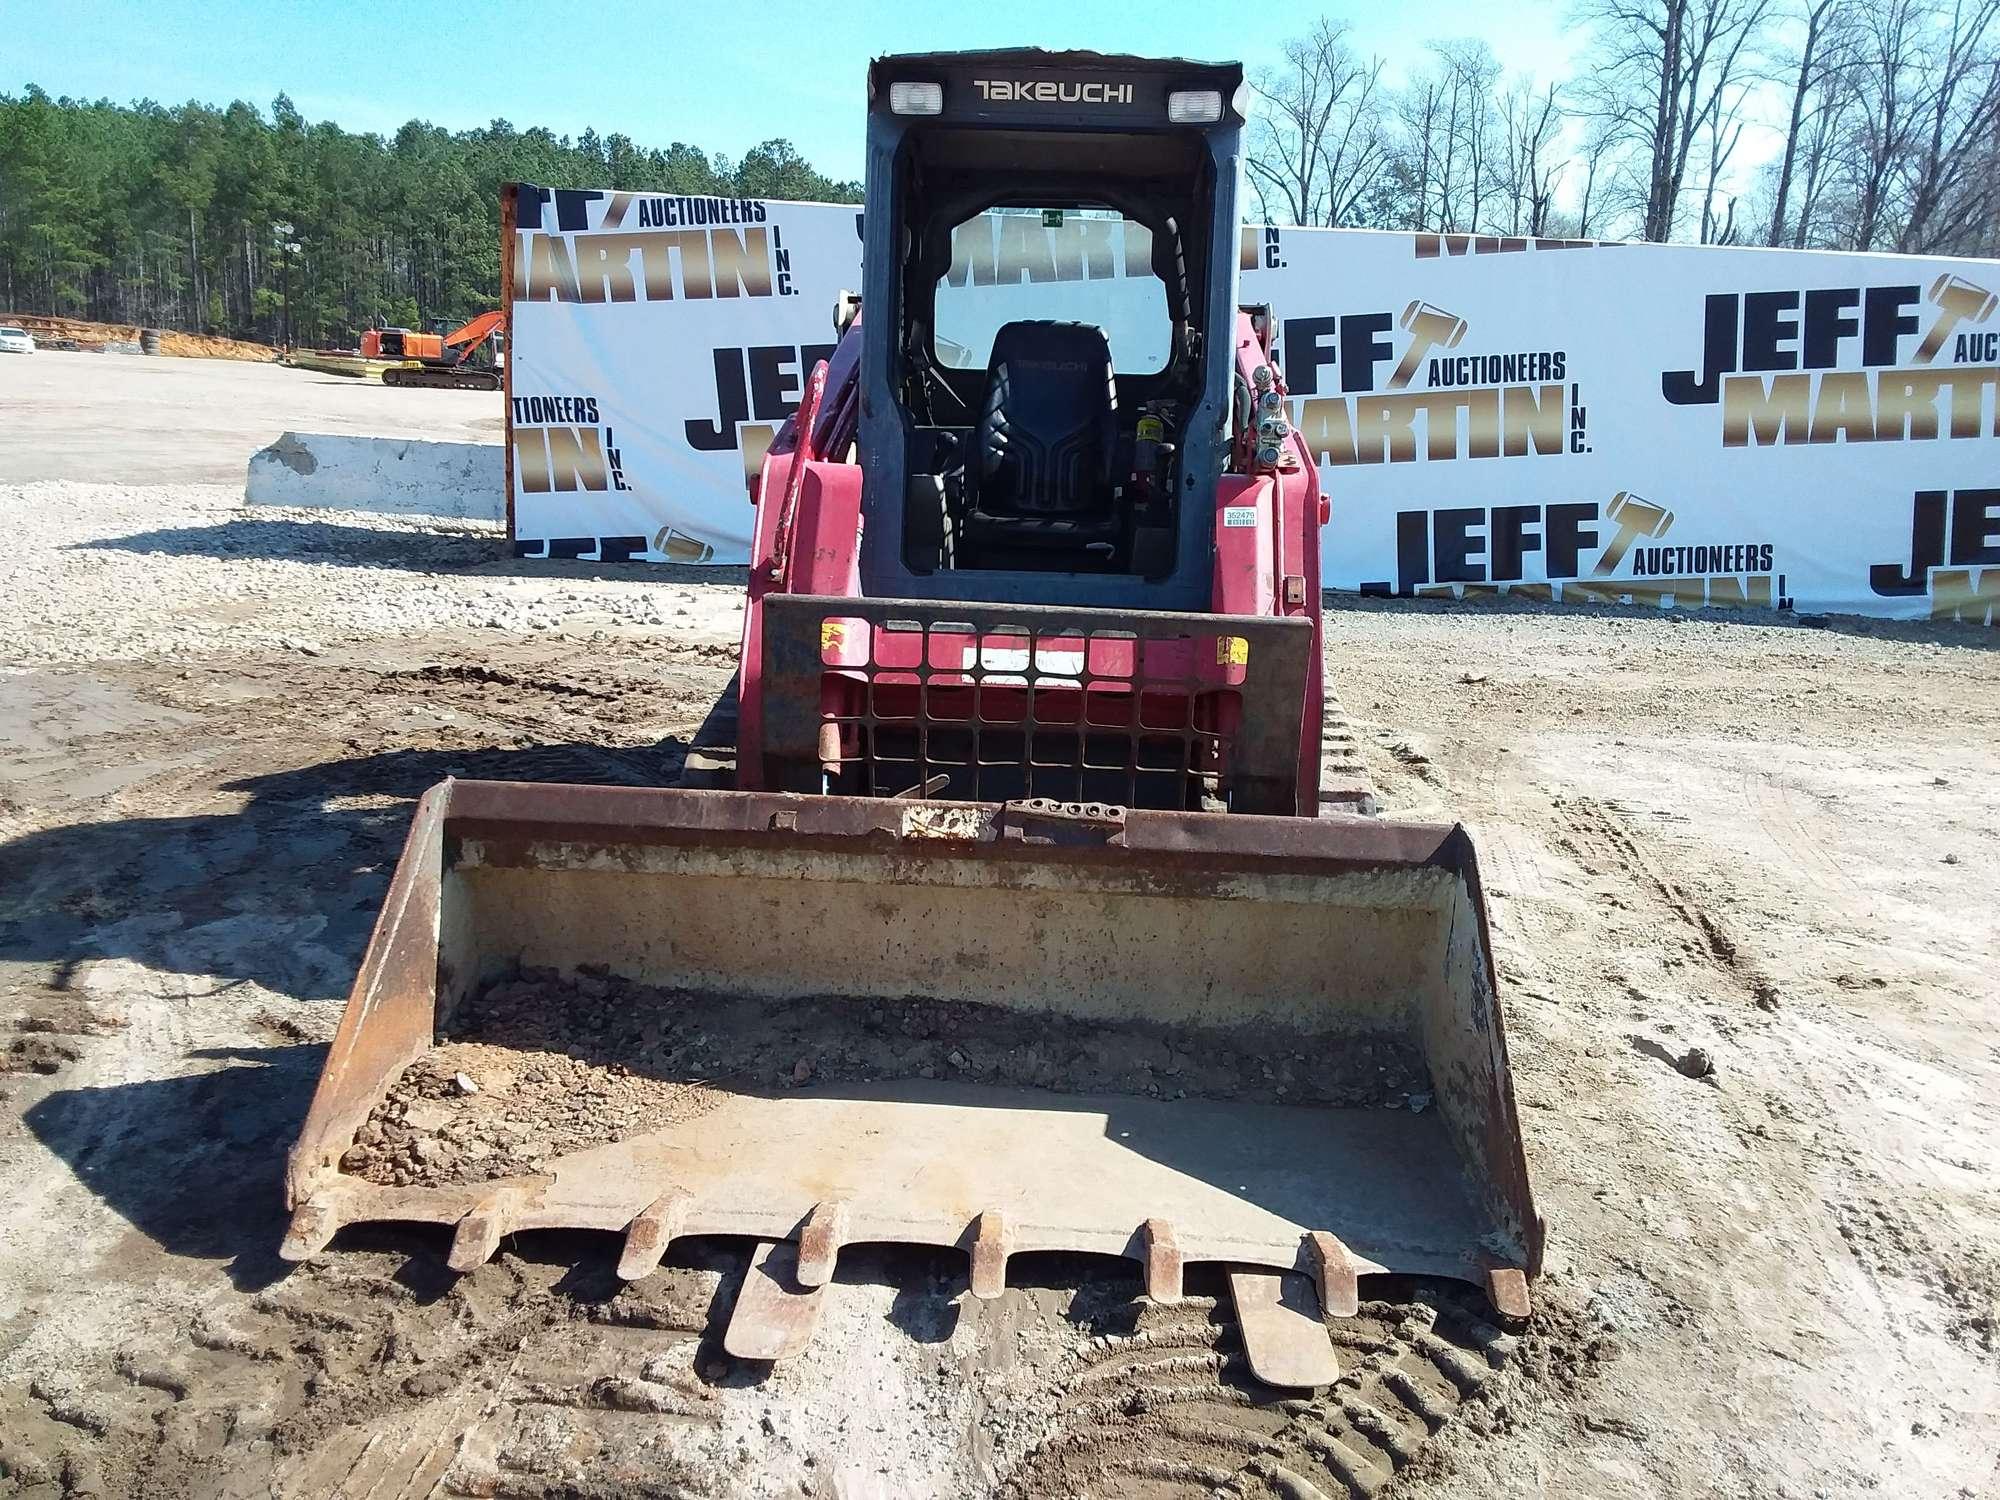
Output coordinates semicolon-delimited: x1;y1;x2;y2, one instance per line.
1662;273;2000;445
1281;302;1586;466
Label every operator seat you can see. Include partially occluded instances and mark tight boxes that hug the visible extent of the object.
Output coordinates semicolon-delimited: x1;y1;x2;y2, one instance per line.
959;320;1124;557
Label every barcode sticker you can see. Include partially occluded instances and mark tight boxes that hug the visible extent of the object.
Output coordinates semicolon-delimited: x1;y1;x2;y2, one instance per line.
1223;506;1258;528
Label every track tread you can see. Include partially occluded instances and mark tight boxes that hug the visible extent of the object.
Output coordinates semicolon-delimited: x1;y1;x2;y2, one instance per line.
1000;1288;1513;1499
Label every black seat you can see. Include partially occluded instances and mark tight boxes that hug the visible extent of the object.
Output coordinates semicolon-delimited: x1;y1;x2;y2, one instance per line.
960;320;1122;554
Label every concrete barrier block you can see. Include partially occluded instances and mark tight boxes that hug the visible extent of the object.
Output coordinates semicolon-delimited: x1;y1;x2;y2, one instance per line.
246;431;504;521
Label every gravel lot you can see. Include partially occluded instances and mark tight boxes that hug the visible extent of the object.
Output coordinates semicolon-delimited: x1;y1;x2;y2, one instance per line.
1;360;1997;1499
0;480;741;665
0;349;500;484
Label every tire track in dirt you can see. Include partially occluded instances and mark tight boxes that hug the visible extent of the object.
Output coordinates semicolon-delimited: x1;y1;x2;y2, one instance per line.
1540;780;2000;1471
1548;793;1779;1009
31;1244;739;1499
261;1252;731;1499
1742;770;1863;898
1000;1288;1520;1499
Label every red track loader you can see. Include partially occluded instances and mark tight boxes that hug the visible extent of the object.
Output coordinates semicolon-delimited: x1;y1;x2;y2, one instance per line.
284;50;1543;1388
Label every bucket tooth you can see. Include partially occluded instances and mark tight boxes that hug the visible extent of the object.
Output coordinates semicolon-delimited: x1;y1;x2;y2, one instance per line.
1482;1264;1532;1321
795;1200;850;1288
1305;1230;1361;1318
616;1190;691;1282
1228;1270;1340;1390
967;1210;1011;1300
279;1199;342;1262
1141;1217;1184;1304
447;1198;511;1273
723;1239;827;1361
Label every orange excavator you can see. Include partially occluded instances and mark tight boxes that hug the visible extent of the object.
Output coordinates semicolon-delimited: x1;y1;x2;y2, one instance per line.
361;310;505;390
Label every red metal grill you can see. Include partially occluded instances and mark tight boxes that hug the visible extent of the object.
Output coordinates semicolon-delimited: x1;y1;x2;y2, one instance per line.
759;595;1315;814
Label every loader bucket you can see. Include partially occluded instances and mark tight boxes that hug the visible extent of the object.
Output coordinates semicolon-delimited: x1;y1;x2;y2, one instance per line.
284;780;1544;1362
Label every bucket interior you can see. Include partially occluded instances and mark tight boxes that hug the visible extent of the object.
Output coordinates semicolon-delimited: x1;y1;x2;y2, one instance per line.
289;784;1540;1296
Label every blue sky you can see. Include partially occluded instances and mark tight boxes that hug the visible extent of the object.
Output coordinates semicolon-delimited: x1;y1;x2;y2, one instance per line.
7;0;1584;181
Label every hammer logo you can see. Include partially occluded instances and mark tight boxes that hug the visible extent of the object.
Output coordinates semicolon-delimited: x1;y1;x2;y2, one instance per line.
652;525;717;563
1389;301;1468;390
1914;273;1996;364
1591;492;1675;576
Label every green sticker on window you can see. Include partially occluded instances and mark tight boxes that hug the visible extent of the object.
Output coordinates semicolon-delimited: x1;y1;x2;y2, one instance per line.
1042;209;1064;228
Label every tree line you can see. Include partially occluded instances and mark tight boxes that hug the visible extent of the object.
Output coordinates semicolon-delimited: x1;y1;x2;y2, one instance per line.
1250;0;2000;254
0;87;859;347
5;3;1996;348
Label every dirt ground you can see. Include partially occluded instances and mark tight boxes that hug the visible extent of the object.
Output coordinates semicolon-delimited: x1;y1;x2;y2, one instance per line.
2;429;1998;1494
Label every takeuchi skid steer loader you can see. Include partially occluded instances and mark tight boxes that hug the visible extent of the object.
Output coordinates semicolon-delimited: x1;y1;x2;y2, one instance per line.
284;50;1544;1387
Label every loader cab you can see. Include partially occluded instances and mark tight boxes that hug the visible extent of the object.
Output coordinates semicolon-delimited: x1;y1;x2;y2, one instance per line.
859;51;1248;611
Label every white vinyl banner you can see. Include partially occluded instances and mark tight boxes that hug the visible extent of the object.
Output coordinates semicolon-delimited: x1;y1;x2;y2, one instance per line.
509;185;2000;625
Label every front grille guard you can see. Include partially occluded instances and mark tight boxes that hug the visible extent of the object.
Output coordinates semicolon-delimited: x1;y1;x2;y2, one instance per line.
760;594;1313;815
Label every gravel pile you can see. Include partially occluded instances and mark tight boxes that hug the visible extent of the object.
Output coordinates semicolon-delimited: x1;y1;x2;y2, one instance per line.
341;966;1432;1188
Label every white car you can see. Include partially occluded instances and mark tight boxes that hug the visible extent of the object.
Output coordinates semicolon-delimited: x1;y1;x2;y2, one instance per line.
0;326;34;354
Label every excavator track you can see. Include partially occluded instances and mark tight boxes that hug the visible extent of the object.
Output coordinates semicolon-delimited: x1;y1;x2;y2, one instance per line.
382;366;501;391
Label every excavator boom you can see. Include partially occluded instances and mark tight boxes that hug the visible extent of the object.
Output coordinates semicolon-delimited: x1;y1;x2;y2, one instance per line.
441;309;506;359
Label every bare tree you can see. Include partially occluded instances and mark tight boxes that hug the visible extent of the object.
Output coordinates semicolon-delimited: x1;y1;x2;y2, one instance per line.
1394;73;1446;230
1788;45;1857;243
1697;82;1754;241
1431;65;1468;231
1571;115;1627;235
1845;0;1928;247
1499;79;1569;233
1766;0;1850;243
1579;0;1775;240
1237;4;1996;248
1394;40;1504;232
1248;21;1392;226
1444;42;1505;231
1895;0;2000;251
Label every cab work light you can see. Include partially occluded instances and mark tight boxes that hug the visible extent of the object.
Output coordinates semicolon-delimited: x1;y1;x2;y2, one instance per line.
890;82;944;116
1167;89;1223;123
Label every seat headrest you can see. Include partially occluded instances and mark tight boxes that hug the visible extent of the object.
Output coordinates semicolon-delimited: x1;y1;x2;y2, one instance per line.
986;320;1114;381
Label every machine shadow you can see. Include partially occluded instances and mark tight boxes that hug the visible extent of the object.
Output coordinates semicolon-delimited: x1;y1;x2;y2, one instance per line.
0;740;690;1003
75;518;506;571
21;1046;324;1291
